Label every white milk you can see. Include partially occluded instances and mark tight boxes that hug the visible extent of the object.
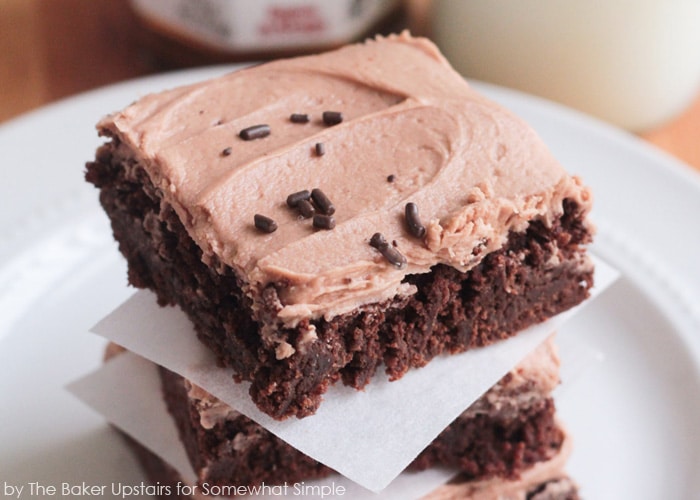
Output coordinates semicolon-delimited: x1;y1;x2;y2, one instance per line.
431;0;700;131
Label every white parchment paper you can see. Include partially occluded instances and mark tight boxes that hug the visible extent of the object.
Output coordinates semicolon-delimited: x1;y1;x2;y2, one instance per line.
88;256;617;491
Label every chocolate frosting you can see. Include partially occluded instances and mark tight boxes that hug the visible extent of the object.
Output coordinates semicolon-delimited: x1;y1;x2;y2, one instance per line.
99;32;591;326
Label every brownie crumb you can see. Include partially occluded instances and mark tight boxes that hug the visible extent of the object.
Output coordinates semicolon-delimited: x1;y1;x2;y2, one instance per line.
387;174;396;183
315;142;326;156
221;147;232;157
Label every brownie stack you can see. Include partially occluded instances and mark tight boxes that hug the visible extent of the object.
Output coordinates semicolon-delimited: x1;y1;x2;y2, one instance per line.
86;32;592;498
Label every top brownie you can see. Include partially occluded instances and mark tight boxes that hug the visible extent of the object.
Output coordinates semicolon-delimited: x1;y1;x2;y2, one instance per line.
88;32;594;419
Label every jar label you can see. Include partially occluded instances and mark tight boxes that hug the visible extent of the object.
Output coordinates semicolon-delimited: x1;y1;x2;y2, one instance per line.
130;0;399;51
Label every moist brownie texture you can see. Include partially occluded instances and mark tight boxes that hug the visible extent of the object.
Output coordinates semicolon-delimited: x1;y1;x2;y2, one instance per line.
86;33;594;419
117;339;577;498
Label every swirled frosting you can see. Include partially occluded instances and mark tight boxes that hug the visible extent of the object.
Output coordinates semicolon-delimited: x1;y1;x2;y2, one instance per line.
99;32;591;326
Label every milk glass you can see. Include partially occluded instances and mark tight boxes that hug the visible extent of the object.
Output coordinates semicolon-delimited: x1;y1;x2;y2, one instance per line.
431;0;700;131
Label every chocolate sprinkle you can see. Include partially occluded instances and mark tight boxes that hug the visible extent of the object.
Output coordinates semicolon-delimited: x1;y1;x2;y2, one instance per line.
286;190;312;208
387;174;396;183
254;214;278;233
405;202;426;238
221;147;232;157
290;113;310;123
369;232;407;269
313;214;336;230
311;188;335;215
322;111;343;126
239;124;271;140
369;232;388;249
297;199;316;219
315;142;326;156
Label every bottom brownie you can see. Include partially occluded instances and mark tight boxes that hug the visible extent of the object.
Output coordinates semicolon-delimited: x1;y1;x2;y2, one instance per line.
106;338;575;498
159;339;565;489
120;431;578;500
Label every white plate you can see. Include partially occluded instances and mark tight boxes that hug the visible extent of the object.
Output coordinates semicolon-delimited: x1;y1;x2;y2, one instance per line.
1;68;699;500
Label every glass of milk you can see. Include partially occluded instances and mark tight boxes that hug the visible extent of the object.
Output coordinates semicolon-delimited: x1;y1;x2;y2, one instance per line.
431;0;700;131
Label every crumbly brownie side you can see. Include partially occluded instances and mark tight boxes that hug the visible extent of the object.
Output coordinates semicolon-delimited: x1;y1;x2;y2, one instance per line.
159;365;564;489
407;398;562;478
86;140;593;420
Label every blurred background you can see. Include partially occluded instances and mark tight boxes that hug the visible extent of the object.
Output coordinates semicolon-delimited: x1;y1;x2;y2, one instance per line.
1;0;699;171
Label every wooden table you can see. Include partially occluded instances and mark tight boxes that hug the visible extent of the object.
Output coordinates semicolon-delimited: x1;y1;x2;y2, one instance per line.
2;0;699;172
